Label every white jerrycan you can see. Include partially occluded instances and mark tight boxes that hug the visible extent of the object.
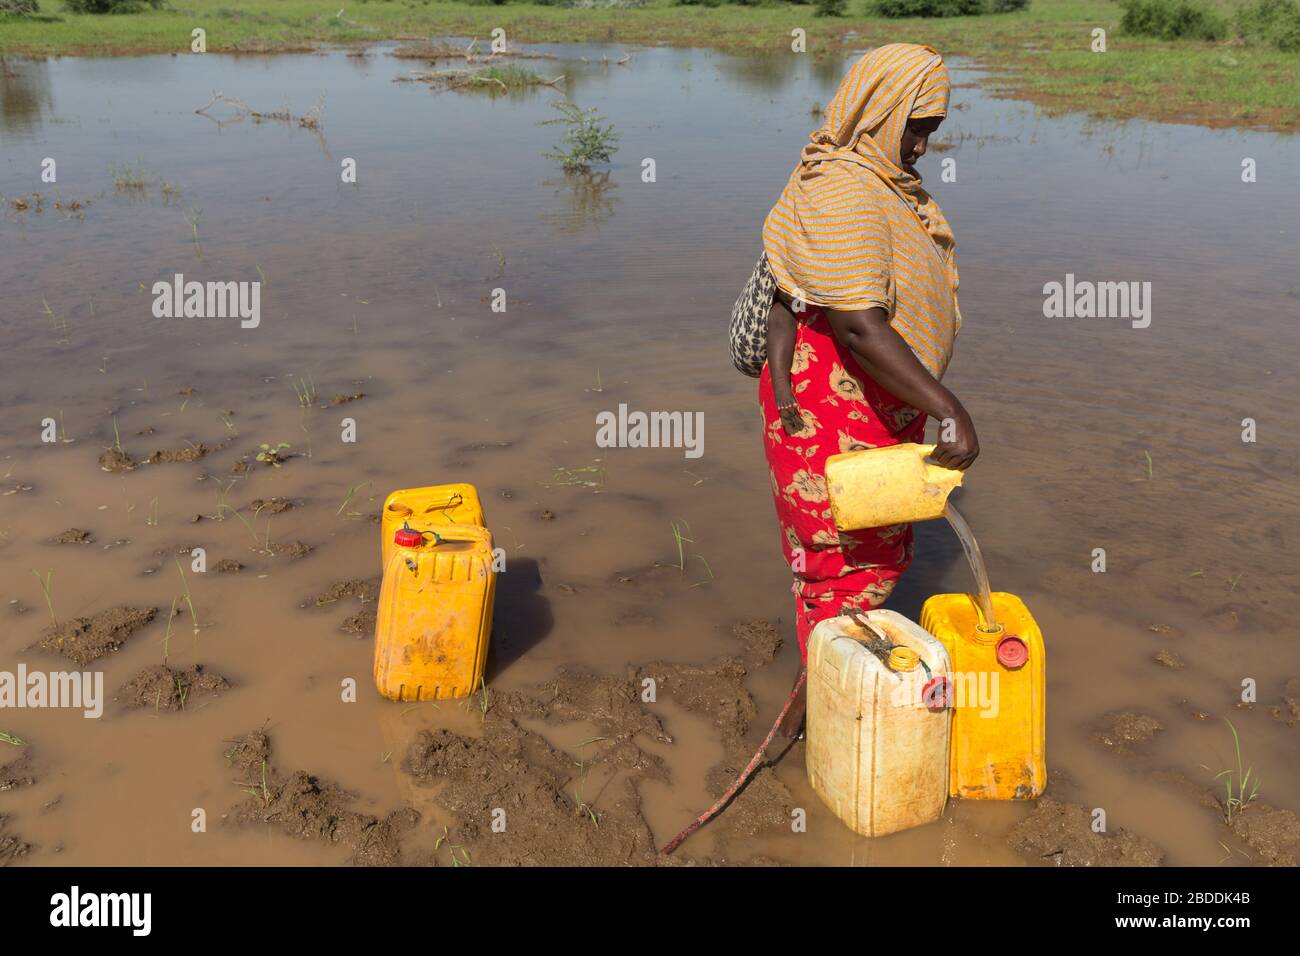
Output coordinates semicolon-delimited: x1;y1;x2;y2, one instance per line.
806;609;952;837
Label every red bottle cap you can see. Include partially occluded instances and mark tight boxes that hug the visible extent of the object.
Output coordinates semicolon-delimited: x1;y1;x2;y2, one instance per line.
922;675;953;711
393;528;423;548
996;635;1029;669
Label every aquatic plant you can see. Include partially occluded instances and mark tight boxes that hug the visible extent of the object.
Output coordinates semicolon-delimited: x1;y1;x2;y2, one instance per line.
542;100;620;173
1215;718;1261;824
256;442;290;467
30;569;55;626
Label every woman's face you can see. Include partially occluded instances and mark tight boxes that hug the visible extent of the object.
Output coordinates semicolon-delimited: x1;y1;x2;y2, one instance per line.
900;116;943;168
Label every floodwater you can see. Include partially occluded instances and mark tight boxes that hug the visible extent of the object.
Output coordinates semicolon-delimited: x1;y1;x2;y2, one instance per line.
1;43;1298;867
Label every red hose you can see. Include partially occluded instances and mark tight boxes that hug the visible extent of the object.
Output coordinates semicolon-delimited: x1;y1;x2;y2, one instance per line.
660;668;807;855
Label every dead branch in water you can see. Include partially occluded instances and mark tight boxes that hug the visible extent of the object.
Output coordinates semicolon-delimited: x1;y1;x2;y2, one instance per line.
389;37;560;65
399;66;565;93
194;92;324;130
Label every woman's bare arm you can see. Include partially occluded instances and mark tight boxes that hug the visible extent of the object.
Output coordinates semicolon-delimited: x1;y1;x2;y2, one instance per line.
822;305;978;470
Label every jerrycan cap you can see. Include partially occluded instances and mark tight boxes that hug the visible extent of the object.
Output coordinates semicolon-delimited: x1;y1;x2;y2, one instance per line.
888;647;920;672
996;635;1029;669
393;528;424;549
922;675;953;710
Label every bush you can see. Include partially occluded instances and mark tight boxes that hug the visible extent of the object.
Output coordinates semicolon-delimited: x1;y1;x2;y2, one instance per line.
1117;0;1229;40
1236;0;1300;50
64;0;162;10
814;0;848;14
875;0;1015;17
0;0;40;12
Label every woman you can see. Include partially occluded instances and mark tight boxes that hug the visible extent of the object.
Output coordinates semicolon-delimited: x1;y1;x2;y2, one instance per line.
758;44;978;735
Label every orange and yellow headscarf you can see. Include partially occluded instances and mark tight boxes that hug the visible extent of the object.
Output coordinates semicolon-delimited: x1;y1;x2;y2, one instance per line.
763;44;961;378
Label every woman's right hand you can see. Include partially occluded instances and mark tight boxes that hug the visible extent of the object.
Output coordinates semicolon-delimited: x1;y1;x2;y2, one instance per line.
932;406;979;471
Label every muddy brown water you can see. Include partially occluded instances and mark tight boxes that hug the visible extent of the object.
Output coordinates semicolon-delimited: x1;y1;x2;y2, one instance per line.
1;44;1298;866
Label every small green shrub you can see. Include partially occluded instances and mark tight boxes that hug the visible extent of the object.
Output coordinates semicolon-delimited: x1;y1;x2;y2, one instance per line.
1236;0;1300;50
875;0;999;17
814;0;848;15
0;0;41;14
1117;0;1229;40
64;0;162;11
542;100;620;172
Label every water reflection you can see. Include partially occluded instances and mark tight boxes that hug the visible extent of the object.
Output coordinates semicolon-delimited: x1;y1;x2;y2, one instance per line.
541;169;619;234
0;59;53;135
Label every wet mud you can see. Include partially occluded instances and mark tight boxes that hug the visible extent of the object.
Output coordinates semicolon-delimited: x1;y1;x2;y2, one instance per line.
1006;797;1165;867
117;664;232;712
35;607;157;666
224;729;421;866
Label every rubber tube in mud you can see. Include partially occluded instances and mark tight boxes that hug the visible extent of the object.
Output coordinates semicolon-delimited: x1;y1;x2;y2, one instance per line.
943;501;998;631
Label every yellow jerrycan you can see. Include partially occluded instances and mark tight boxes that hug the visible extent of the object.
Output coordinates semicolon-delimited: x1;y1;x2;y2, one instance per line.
825;443;964;531
806;609;953;837
381;484;485;566
920;592;1046;800
373;523;496;702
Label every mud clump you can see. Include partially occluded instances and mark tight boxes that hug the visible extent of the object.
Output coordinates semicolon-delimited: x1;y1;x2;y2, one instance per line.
145;444;210;464
0;815;33;866
495;666;672;747
248;497;294;515
731;619;782;666
0;750;36;793
312;578;379;636
341;609;376;636
37;606;156;665
403;715;661;866
98;448;136;473
1227;803;1300;866
118;664;231;712
1007;796;1164;866
1153;649;1185;670
1269;677;1300;726
1094;712;1164;752
224;729;418;866
331;392;365;405
50;528;93;545
270;541;313;559
313;578;379;606
638;656;756;749
214;559;244;574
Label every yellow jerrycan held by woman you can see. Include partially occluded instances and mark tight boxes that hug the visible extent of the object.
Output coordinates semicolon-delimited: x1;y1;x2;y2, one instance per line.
825;443;964;531
920;592;1046;800
373;522;496;702
806;609;953;837
381;483;485;567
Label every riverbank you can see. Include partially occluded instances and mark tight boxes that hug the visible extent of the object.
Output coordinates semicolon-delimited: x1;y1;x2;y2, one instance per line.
1;0;1297;132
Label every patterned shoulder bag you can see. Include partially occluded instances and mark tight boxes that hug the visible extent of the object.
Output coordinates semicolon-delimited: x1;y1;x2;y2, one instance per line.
728;252;777;378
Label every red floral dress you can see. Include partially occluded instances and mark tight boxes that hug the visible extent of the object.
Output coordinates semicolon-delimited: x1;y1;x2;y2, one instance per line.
758;305;928;663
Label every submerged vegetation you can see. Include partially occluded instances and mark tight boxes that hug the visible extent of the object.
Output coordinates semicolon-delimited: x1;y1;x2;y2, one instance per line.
542;100;620;172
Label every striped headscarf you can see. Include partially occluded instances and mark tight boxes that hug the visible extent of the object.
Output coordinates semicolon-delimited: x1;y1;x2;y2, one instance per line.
763;43;961;378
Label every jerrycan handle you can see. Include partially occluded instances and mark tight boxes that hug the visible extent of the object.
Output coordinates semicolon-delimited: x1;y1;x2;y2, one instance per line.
916;443;964;488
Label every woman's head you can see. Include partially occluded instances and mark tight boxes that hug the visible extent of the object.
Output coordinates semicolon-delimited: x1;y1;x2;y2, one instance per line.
901;115;942;168
815;43;950;172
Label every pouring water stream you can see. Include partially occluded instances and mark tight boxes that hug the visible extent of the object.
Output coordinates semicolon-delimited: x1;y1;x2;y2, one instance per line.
942;500;999;631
